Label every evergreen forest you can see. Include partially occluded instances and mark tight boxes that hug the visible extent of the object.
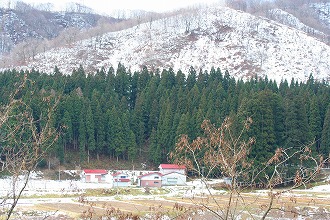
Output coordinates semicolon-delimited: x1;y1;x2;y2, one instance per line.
0;64;329;169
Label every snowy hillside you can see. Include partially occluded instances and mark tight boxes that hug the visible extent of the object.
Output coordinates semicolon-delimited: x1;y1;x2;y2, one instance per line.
312;2;330;29
267;8;326;38
16;6;330;83
0;7;117;54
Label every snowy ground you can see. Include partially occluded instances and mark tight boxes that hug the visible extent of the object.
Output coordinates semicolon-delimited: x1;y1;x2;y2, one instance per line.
1;172;330;219
0;178;113;197
0;172;224;198
0;171;329;198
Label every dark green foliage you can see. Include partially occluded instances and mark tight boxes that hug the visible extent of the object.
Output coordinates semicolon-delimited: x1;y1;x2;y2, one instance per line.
176;113;189;140
309;95;322;152
243;90;283;165
284;90;311;149
321;105;330;157
0;66;329;167
78;105;87;162
149;128;161;165
57;136;65;164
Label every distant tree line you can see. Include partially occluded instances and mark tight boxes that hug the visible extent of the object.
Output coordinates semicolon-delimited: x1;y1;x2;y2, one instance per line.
0;64;329;168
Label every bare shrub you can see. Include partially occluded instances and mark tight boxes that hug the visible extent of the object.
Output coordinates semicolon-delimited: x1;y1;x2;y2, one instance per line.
170;116;327;219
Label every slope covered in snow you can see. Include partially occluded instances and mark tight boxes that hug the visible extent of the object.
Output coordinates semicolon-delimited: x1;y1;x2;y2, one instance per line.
312;2;330;29
267;8;326;38
0;7;118;55
15;6;330;83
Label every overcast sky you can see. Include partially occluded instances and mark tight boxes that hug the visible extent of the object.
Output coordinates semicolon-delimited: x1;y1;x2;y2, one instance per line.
1;0;223;14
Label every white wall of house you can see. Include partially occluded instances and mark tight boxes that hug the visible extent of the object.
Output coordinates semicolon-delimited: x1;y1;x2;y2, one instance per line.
159;165;186;175
88;174;99;183
105;171;113;183
112;173;131;187
81;170;112;184
81;173;107;183
160;168;185;174
161;172;186;186
113;181;131;187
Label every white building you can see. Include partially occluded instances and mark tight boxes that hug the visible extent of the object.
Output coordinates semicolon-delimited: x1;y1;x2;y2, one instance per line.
161;172;186;186
81;169;109;183
112;172;131;187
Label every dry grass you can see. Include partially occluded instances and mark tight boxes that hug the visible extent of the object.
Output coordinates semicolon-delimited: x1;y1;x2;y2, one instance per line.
8;189;329;219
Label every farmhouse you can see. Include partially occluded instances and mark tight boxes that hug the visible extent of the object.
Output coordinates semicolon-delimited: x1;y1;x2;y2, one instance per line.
112;172;131;187
161;172;186;186
137;172;162;187
81;169;108;183
159;164;186;175
137;164;187;187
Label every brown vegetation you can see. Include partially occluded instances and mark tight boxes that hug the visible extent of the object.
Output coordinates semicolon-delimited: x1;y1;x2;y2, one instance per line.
170;116;328;219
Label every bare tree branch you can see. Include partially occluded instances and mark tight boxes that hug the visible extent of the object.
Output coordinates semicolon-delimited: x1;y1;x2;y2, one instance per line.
0;75;60;219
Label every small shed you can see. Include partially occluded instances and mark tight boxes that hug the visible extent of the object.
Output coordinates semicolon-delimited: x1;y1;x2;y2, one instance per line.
112;172;131;187
137;172;162;187
161;172;186;186
159;164;186;175
81;169;108;183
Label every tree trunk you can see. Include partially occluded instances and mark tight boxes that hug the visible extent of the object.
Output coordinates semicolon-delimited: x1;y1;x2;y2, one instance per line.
87;149;90;164
6;171;31;220
261;189;274;220
48;155;51;170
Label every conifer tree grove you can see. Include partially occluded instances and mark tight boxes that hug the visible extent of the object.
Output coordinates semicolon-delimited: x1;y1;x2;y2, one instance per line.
0;66;329;169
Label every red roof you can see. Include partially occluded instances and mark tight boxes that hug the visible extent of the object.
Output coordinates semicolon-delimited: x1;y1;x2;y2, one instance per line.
83;169;107;174
159;164;186;169
112;172;123;177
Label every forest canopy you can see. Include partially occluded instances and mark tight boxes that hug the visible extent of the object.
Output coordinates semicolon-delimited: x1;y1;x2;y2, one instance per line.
0;64;329;169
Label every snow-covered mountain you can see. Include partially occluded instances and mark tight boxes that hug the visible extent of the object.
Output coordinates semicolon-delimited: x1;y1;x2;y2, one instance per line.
0;7;117;54
10;5;330;83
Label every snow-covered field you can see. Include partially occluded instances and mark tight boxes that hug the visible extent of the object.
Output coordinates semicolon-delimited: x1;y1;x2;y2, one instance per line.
1;172;330;219
1;171;329;198
0;171;219;197
0;178;112;197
